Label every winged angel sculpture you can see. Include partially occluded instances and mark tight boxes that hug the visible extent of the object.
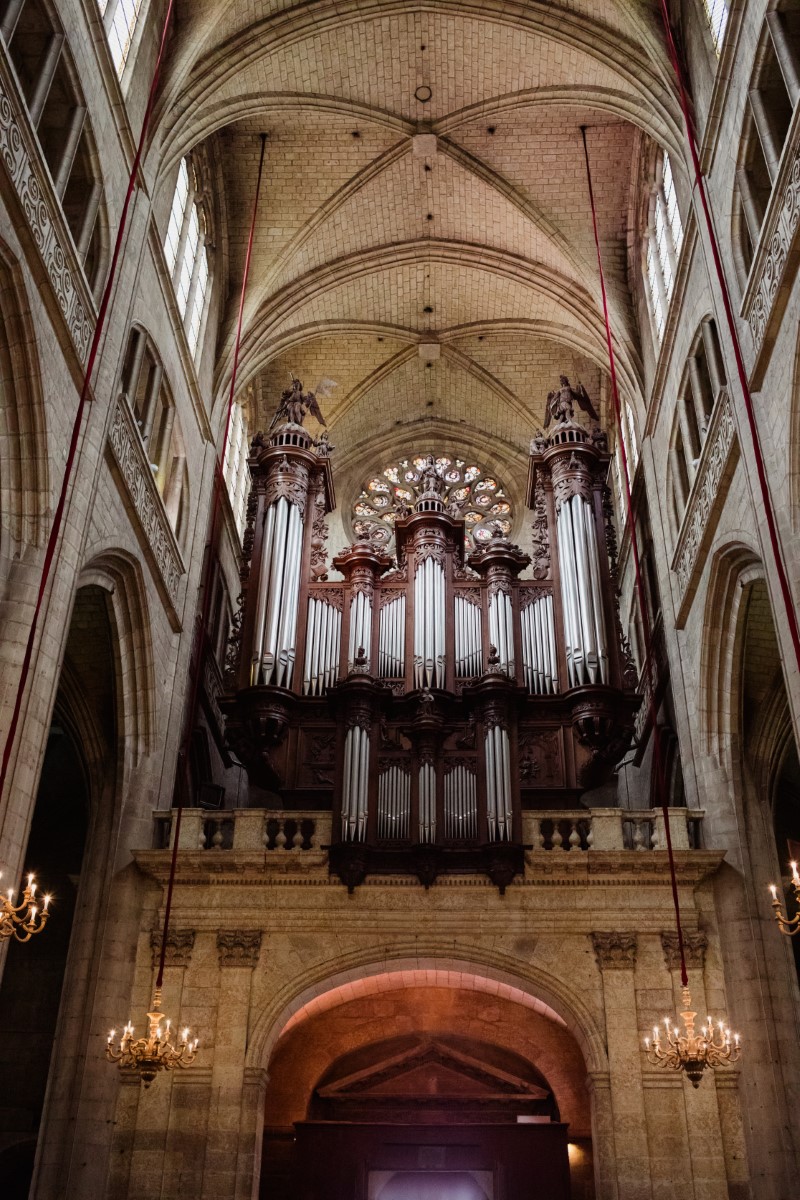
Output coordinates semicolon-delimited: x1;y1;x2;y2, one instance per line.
544;375;599;427
270;375;337;430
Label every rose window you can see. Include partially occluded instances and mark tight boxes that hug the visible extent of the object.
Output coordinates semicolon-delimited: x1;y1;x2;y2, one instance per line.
352;454;513;551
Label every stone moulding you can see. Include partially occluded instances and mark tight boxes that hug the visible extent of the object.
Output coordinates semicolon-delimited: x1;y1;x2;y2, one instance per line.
743;109;800;372
671;390;738;627
0;57;93;364
107;395;185;622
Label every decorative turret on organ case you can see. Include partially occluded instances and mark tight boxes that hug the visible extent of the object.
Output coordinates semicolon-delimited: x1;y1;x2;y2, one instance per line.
224;375;640;889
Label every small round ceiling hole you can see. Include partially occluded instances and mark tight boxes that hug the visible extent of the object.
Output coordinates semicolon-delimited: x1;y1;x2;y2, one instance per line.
415;84;433;103
423;305;434;313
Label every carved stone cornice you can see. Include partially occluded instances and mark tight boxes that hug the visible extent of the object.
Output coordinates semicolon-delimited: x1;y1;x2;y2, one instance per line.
0;55;94;367
671;390;738;626
107;396;185;623
591;931;637;969
661;930;707;971
217;929;262;968
150;928;195;969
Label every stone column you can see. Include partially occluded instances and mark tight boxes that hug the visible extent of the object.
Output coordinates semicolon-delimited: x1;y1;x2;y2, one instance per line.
199;931;264;1200
591;933;654;1200
586;1069;619;1200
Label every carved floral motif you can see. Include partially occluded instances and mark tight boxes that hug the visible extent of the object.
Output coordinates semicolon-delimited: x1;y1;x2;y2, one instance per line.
530;478;550;580
661;930;707;971
264;454;310;516
591;932;637;969
150;928;195;969
217;929;263;968
746;146;800;354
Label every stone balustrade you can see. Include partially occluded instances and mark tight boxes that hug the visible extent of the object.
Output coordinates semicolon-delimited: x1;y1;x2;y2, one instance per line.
152;807;703;855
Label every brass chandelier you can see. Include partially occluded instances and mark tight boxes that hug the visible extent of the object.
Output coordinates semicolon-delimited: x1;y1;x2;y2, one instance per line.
106;987;198;1088
769;862;800;935
645;985;741;1087
0;872;51;942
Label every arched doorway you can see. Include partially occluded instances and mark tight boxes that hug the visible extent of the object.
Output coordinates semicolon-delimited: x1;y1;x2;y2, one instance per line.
0;585;117;1196
259;972;591;1200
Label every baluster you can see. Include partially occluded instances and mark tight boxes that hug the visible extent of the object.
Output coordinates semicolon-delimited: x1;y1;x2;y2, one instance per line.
198;820;207;850
275;820;288;851
262;815;270;850
292;821;303;850
551;822;564;851
568;821;581;851
211;815;224;849
586;821;594;850
650;821;659;850
632;819;646;851
309;820;319;851
529;818;542;851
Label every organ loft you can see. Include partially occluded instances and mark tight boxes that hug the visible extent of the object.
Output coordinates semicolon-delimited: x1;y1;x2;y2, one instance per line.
225;377;640;890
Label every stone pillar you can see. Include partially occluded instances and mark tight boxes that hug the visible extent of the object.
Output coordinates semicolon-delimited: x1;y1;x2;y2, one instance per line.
200;931;264;1200
591;933;654;1200
586;1069;620;1200
235;1067;269;1200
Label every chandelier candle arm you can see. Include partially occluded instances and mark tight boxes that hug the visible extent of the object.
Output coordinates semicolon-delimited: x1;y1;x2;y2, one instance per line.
769;862;800;934
0;871;51;942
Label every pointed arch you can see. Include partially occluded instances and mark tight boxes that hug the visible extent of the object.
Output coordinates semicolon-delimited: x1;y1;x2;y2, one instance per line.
0;238;49;552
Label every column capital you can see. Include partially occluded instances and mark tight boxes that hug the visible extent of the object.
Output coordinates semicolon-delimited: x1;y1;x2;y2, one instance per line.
217;929;263;968
150;928;195;968
591;931;638;969
661;929;707;971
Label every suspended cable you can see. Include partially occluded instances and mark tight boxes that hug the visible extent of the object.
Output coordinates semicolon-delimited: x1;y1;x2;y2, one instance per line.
0;0;176;805
580;125;689;987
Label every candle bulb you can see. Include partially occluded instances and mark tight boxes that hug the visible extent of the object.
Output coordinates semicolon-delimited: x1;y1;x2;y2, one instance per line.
43;895;51;910
792;862;800;886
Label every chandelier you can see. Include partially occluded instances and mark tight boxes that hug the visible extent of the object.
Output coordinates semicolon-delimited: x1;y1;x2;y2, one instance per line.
106;988;198;1087
769;862;800;935
644;986;741;1087
0;872;51;942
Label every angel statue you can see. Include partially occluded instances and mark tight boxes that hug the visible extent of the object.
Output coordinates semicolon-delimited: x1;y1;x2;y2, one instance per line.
270;375;337;430
544;375;599;427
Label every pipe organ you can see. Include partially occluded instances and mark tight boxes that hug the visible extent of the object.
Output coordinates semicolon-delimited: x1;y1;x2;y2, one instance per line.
225;382;639;891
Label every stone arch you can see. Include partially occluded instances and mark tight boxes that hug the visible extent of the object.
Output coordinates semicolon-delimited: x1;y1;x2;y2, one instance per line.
0;238;48;552
77;549;157;764
700;540;764;761
246;946;608;1078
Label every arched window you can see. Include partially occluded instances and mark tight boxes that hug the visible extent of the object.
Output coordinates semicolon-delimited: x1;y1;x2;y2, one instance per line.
734;9;800;277
0;0;108;296
223;402;250;540
120;326;189;544
702;0;729;55
667;316;726;535
645;152;684;341
97;0;145;78
163;156;211;359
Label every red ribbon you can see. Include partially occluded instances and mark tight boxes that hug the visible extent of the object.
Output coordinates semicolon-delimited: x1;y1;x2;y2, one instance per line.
0;1;176;805
155;132;267;991
581;126;689;987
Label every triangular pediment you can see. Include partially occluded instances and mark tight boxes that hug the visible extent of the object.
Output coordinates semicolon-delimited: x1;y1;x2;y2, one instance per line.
316;1039;549;1102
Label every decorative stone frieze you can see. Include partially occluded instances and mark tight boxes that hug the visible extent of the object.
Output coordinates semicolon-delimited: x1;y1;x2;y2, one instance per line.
150;928;195;969
591;932;638;969
745;131;800;358
661;930;707;971
107;395;185;616
217;929;263;967
672;391;738;623
0;61;93;363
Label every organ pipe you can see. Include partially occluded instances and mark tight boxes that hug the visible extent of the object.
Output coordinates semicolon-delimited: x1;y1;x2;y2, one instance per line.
444;765;477;840
485;725;512;842
455;595;482;678
379;595;406;678
378;765;411;839
414;557;446;688
521;594;558;694
303;597;342;695
557;495;608;687
342;723;370;842
348;589;373;670
488;590;514;676
419;760;436;843
252;497;304;687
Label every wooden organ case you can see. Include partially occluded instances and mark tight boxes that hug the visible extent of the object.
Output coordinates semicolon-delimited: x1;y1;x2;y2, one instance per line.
224;396;640;892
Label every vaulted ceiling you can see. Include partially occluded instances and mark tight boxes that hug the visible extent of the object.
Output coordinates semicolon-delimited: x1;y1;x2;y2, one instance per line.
151;0;682;508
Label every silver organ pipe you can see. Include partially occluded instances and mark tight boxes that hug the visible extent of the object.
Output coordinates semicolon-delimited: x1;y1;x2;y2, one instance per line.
418;760;436;843
252;497;304;687
521;594;558;694
303;596;342;695
455;594;482;678
342;723;370;842
348;589;373;670
379;595;406;678
444;765;477;840
378;765;411;839
557;495;608;687
488;589;515;676
414;557;446;689
485;725;512;842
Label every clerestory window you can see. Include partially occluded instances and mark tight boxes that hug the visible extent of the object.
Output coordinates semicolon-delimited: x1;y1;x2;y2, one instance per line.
223;402;251;541
97;0;145;78
0;0;107;296
702;0;729;55
667;317;727;537
645;152;684;342
163;156;211;359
